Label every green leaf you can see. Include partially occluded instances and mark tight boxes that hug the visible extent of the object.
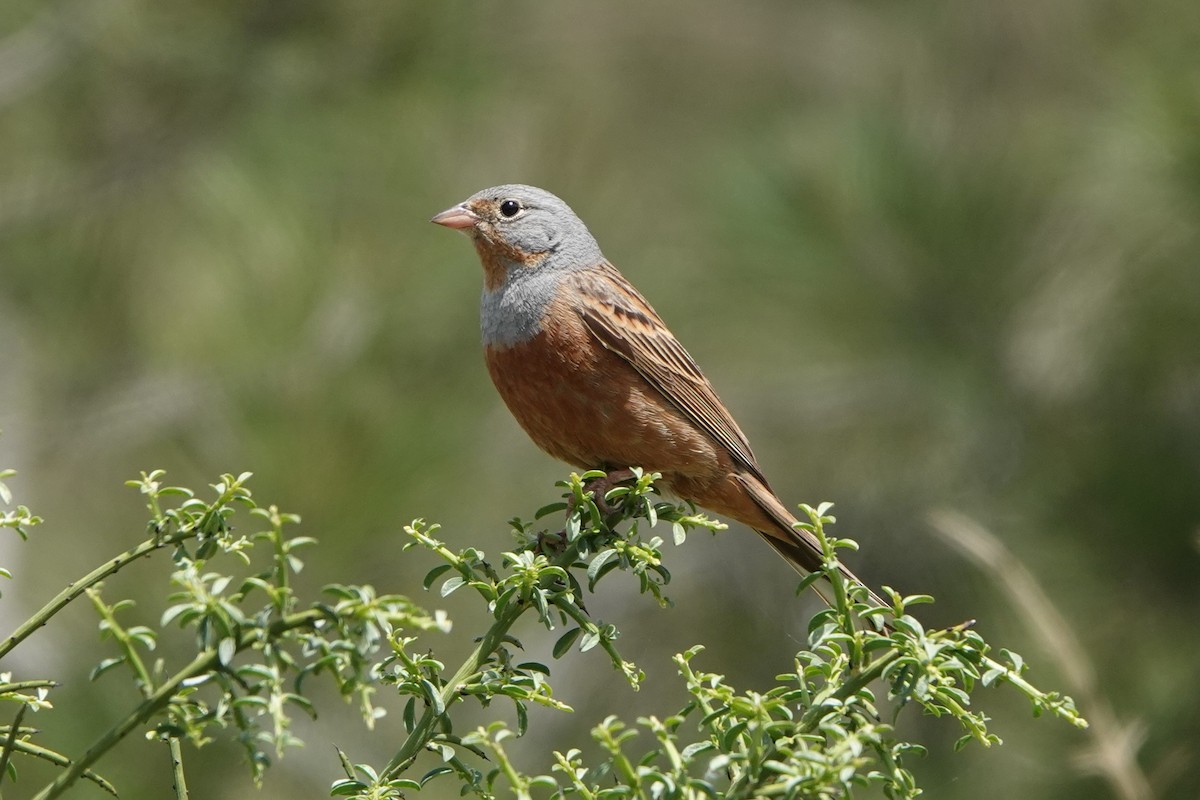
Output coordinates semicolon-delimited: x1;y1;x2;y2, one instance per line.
536;502;568;519
89;657;126;682
419;765;453;786
587;550;619;586
720;720;749;751
335;747;357;779
329;779;367;796
423;564;453;591
515;700;529;736
217;637;237;665
552;628;582;659
794;569;825;596
420;679;445;715
578;629;601;653
403;697;416;732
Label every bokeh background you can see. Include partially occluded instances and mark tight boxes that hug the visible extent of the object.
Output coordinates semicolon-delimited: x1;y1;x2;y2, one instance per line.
2;1;1198;797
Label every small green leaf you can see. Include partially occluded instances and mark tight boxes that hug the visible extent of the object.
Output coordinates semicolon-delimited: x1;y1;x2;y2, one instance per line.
794;570;825;595
403;697;416;732
89;657;126;682
419;765;453;786
217;637;237;665
335;747;356;779
423;564;453;590
578;629;601;653
420;679;445;715
981;665;1006;686
515;700;529;736
553;628;582;659
536;502;568;519
329;779;366;796
587;550;618;585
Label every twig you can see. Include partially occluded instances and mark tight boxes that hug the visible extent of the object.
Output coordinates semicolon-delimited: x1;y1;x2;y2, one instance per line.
380;599;527;780
0;704;27;789
0;529;196;660
169;736;189;800
30;608;324;800
1;736;117;796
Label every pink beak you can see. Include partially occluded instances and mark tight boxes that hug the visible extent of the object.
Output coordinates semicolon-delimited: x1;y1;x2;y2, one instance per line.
430;203;479;230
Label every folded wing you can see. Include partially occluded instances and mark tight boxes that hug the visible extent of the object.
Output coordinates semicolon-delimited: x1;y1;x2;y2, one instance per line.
574;262;768;486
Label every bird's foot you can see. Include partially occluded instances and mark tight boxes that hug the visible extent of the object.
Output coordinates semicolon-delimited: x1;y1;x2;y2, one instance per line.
581;468;636;517
534;529;567;556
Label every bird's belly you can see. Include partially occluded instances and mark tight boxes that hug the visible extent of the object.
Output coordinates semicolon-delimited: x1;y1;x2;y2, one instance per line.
484;324;722;480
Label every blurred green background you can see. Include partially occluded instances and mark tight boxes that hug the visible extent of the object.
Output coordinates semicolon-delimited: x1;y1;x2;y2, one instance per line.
2;0;1198;797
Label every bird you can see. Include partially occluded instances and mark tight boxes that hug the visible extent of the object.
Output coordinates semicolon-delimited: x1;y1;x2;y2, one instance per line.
431;184;887;611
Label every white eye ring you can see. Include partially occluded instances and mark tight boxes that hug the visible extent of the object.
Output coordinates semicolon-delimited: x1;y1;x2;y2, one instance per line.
499;199;523;219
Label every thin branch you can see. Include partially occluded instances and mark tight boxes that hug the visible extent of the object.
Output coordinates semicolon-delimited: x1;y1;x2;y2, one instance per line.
381;599;527;780
2;736;117;796
87;587;155;696
0;680;59;695
380;535;600;781
0;704;27;789
0;529;196;660
30;608;324;800
168;736;189;800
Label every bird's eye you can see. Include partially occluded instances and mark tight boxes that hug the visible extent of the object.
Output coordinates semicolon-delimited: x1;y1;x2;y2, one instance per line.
499;199;522;218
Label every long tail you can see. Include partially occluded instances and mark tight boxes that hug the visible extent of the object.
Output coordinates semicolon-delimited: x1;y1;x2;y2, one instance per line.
734;474;891;612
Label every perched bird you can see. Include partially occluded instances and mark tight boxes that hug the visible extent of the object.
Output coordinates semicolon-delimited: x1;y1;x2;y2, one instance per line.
432;184;885;608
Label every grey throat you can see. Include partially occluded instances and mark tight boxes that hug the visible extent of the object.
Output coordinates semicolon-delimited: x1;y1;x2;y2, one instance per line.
480;266;567;348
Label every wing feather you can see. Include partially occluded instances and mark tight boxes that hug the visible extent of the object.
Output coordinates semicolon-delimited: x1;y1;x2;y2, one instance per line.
573;262;767;483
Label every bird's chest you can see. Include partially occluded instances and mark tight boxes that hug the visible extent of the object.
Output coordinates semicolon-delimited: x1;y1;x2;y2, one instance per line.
481;284;721;478
483;298;621;465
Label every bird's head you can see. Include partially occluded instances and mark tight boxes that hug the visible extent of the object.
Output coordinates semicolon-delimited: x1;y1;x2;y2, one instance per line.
431;184;603;288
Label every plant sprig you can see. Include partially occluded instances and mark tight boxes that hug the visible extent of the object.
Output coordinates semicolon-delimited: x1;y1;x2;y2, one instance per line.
0;463;1085;800
2;469;449;799
335;480;1085;800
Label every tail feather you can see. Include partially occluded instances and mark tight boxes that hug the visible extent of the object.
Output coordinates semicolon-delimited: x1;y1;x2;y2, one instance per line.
733;474;890;612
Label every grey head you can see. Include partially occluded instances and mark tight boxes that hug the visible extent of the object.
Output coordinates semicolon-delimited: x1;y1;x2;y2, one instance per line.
431;184;606;347
430;184;604;271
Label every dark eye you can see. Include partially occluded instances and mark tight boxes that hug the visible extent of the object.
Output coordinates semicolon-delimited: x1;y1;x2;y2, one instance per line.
499;199;522;218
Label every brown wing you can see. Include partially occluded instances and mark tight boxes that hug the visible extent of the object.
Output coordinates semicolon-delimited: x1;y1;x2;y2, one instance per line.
573;261;768;484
